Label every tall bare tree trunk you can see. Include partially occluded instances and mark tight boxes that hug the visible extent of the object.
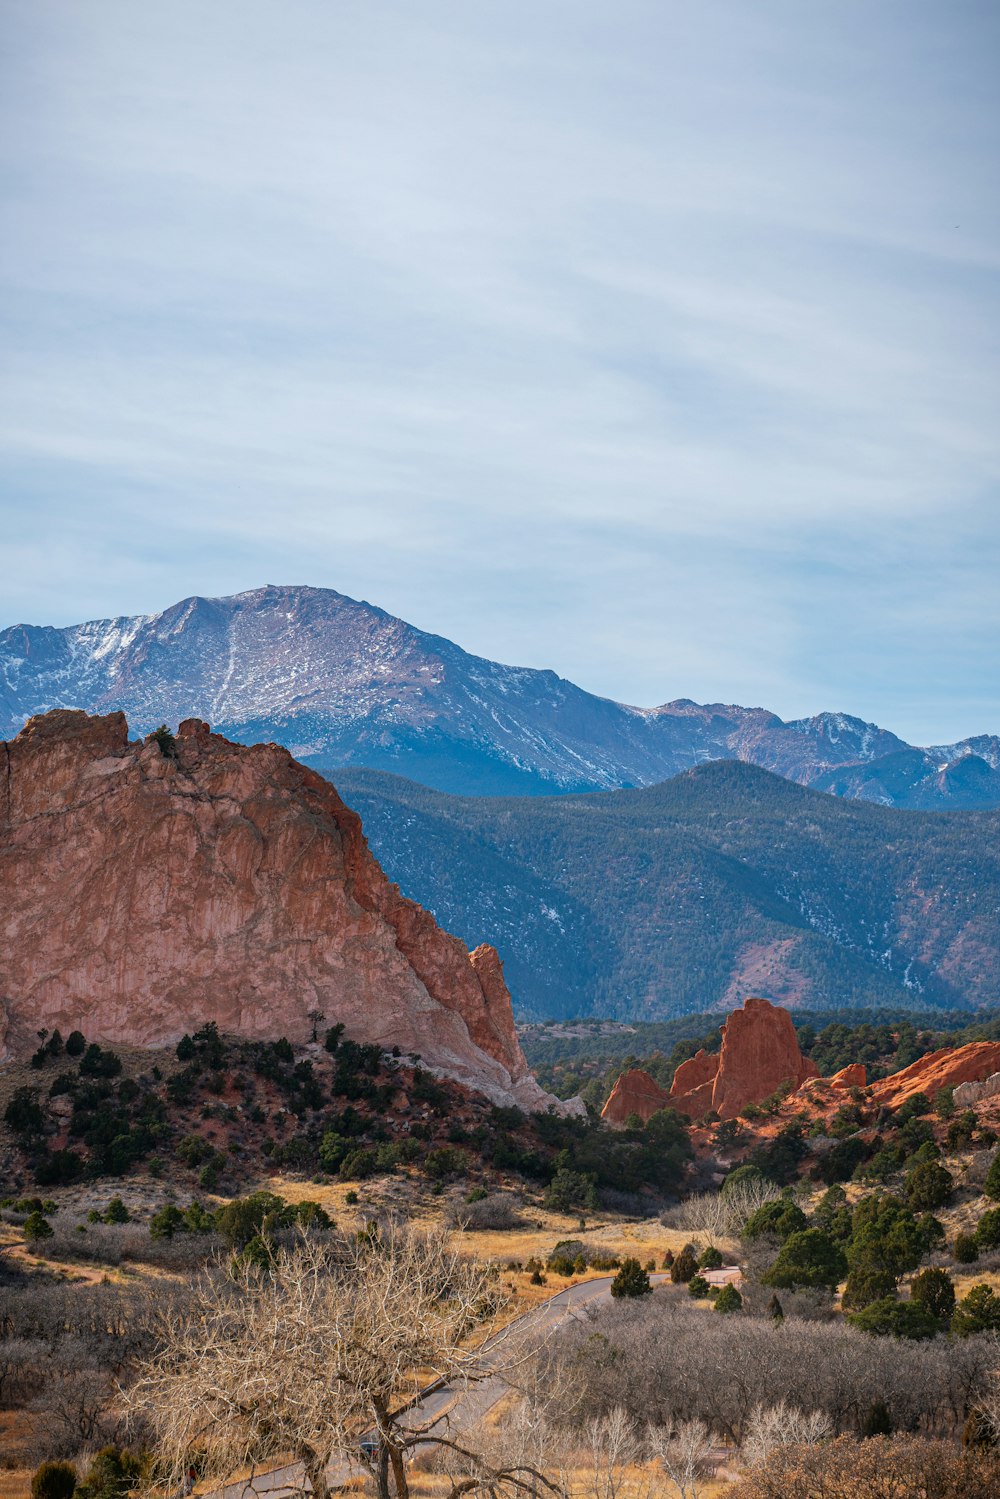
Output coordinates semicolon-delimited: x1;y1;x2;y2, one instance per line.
388;1442;409;1499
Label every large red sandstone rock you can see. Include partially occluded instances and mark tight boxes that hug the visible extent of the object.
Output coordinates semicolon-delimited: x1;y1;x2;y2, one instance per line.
600;1068;670;1125
667;1049;720;1119
0;710;567;1112
667;997;819;1120
869;1042;1000;1110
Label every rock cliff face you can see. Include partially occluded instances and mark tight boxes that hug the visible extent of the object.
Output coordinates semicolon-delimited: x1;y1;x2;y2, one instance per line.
665;997;819;1121
600;1068;670;1125
954;1072;1000;1108
0;710;564;1112
869;1043;1000;1110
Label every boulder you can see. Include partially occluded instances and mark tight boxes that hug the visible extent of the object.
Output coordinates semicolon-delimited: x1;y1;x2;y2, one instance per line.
0;710;565;1113
829;1063;867;1090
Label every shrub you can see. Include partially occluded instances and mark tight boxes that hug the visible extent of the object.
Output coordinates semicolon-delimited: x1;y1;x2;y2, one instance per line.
910;1266;955;1322
422;1146;468;1182
23;1210;54;1242
543;1166;597;1213
904;1160;954;1211
669;1245;698;1283
714;1282;742;1313
65;1029;86;1057
847;1297;939;1340
982;1151;1000;1202
842;1260;897;1310
4;1086;45;1141
610;1257;651;1298
743;1197;807;1242
975;1207;1000;1251
215;1191;288;1249
687;1274;711;1298
104;1196;130;1224
954;1232;980;1264
149;1204;186;1240
75;1447;143;1499
698;1244;724;1269
953;1283;1000;1337
724;1434;1000;1499
31;1463;77;1499
894;1092;932;1125
450;1194;525;1231
947;1110;978;1148
763;1229;847;1291
721;1164;767;1199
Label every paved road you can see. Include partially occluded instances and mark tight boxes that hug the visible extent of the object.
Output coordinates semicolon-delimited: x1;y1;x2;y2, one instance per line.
216;1274;668;1499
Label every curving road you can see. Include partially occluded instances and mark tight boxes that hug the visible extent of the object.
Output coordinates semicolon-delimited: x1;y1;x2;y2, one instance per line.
216;1274;668;1499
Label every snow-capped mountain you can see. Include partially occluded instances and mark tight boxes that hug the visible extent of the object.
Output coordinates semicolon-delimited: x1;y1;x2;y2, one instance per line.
1;584;997;808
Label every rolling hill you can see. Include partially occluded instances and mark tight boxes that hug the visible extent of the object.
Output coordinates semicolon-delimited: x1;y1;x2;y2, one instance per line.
334;762;1000;1020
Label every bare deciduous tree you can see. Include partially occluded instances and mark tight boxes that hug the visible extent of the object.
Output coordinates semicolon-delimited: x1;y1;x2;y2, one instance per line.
126;1224;563;1499
740;1401;831;1469
648;1419;715;1499
662;1179;780;1243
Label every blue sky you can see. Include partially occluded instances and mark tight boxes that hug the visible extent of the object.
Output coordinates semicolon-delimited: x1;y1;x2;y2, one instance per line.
1;1;998;744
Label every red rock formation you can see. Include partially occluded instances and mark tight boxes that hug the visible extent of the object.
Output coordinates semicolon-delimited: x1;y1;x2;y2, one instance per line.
666;1049;720;1119
0;710;566;1112
600;1068;670;1125
666;997;819;1121
869;1043;1000;1110
829;1063;867;1090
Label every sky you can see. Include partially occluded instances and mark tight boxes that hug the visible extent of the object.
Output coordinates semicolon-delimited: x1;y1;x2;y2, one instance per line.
1;1;998;745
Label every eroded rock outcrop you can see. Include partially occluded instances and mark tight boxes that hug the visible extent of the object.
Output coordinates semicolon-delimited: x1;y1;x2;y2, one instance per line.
0;710;566;1112
955;1072;1000;1108
665;997;819;1121
870;1043;1000;1110
600;1068;671;1125
666;1049;720;1119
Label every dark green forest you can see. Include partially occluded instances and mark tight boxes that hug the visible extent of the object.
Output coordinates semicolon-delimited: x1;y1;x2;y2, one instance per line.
335;761;1000;1021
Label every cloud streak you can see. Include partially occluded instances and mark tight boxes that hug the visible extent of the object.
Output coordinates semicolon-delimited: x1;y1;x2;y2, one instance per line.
0;0;998;742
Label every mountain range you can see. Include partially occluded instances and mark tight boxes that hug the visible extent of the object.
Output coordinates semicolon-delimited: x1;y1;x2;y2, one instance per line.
334;762;1000;1021
1;584;998;809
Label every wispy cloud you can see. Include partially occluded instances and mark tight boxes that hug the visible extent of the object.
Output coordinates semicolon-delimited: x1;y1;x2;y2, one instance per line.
1;0;997;742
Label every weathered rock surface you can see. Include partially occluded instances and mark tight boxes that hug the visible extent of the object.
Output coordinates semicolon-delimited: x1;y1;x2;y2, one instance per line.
870;1043;1000;1110
665;1049;720;1119
955;1072;1000;1108
600;1067;670;1125
829;1063;867;1090
0;710;568;1112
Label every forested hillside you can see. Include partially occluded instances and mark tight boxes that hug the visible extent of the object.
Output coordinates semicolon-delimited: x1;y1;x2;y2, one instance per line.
336;762;1000;1020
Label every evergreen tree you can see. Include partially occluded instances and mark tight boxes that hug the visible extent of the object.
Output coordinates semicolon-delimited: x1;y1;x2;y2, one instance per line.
610;1257;651;1298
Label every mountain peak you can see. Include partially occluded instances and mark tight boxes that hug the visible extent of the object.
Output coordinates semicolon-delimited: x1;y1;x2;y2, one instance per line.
0;585;997;810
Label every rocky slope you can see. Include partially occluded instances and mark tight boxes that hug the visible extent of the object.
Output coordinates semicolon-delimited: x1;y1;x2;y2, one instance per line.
336;764;1000;1018
1;584;997;807
0;710;563;1112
